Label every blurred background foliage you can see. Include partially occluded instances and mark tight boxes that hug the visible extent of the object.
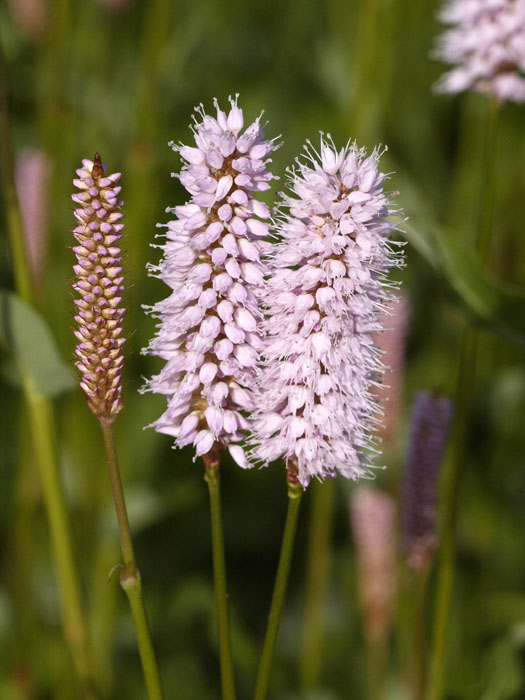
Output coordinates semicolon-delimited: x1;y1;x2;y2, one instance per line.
0;0;524;698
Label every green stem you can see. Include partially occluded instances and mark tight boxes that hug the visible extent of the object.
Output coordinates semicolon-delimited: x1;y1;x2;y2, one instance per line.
428;95;499;700
299;478;336;691
253;475;303;700
477;98;500;262
412;564;430;700
352;0;380;141
99;420;164;700
125;0;171;293
10;427;39;699
366;633;388;700
0;49;34;304
428;327;477;700
25;384;97;699
2;45;97;699
204;450;237;700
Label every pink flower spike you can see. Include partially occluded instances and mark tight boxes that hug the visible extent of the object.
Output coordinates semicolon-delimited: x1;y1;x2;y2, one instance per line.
432;0;525;103
250;135;405;487
143;97;280;467
351;486;397;642
15;147;50;285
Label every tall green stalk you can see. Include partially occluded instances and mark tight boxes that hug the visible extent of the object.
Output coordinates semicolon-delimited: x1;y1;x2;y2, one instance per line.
253;471;303;700
428;327;477;700
366;632;388;700
428;100;499;697
1;49;96;699
477;99;500;262
352;0;380;142
204;448;237;700
25;386;98;698
125;0;172;296
299;478;336;691
99;420;164;700
0;52;33;305
412;564;431;700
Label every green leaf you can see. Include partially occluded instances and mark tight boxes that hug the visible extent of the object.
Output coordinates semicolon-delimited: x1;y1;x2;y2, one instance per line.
394;171;525;345
479;631;525;700
0;291;75;396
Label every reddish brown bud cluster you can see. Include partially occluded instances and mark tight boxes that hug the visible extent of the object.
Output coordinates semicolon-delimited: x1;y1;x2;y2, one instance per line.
72;154;125;421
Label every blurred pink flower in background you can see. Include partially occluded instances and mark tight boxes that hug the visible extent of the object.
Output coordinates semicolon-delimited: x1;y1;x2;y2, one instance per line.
8;0;47;39
15;148;50;285
372;296;410;446
350;486;397;642
433;0;525;103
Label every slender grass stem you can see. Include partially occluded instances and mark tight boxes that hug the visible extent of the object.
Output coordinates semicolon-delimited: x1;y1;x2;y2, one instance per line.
125;0;171;294
412;564;430;700
99;420;164;700
366;633;388;700
2;48;97;699
25;383;97;699
0;50;33;304
204;448;237;700
253;472;303;700
352;0;380;141
477;99;500;262
428;326;477;700
299;478;336;691
428;96;499;700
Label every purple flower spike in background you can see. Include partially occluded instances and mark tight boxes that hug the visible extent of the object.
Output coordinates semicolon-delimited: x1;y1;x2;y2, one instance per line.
72;153;125;422
433;0;525;103
143;96;280;466
403;391;454;572
252;136;404;487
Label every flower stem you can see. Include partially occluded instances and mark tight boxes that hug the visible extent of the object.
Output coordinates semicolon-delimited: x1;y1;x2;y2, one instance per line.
428;326;477;700
477;98;500;262
412;564;430;700
203;448;237;700
99;419;164;700
253;472;303;700
429;96;498;700
0;47;33;304
2;46;96;699
366;633;388;700
25;383;97;698
299;478;336;691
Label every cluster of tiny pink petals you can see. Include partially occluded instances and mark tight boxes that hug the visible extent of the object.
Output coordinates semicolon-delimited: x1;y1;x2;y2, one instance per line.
350;486;397;641
433;0;525;102
251;137;403;487
143;97;279;466
72;155;125;420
